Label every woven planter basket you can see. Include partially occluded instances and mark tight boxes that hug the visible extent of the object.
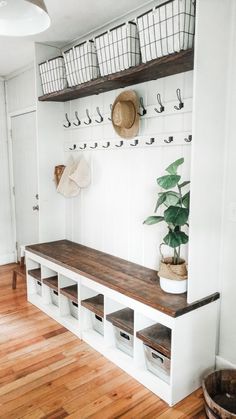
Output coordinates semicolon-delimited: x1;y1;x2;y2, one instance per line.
158;257;188;281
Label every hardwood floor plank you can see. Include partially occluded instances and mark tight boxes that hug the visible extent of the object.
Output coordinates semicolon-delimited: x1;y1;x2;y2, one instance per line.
0;265;206;419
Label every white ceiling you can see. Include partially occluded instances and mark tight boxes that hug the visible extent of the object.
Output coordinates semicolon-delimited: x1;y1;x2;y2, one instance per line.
0;0;154;77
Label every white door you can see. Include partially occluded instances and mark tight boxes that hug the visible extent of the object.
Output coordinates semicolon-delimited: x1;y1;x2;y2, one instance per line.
11;111;39;257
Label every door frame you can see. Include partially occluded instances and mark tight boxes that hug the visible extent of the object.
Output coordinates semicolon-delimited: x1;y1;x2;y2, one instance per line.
7;106;37;261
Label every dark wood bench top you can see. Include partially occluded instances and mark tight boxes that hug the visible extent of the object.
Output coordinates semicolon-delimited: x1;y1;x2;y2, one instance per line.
26;240;219;318
28;268;41;281
81;294;104;317
106;308;134;335
60;284;78;304
136;324;172;358
43;276;58;291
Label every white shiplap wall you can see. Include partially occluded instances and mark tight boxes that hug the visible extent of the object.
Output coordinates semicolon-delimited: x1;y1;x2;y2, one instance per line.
217;0;236;367
0;80;14;263
63;71;193;270
6;66;36;114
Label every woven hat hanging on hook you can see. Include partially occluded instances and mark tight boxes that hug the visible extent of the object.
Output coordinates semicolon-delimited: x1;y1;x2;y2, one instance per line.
111;90;140;139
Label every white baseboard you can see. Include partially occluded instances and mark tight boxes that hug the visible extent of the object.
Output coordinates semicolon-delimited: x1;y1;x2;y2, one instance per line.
216;355;236;369
0;252;16;265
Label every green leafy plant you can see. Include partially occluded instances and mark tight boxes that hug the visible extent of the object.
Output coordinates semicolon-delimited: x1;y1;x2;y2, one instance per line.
144;158;190;265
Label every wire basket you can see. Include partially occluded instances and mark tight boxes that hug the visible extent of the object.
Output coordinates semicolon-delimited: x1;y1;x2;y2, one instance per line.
95;22;140;76
137;0;195;63
63;40;100;87
39;56;67;95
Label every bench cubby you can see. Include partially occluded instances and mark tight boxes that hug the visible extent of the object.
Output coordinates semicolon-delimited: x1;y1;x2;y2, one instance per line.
25;240;220;406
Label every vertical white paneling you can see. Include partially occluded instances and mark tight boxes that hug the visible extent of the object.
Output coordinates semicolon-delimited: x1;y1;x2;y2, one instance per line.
188;0;232;302
6;67;36;112
64;72;193;270
218;0;236;366
35;43;66;242
0;81;14;263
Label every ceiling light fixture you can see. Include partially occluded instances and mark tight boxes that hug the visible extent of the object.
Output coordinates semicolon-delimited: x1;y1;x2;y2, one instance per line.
0;0;50;37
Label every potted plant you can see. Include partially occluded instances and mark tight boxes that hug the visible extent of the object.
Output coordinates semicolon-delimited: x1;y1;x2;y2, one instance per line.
143;157;190;294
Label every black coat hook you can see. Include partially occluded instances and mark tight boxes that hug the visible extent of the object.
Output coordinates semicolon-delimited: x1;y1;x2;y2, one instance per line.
164;136;174;144
146;137;155;145
84;109;92;125
174;88;184;110
102;142;110;148
73;111;81;127
63;113;71;128
108;104;112;121
69;144;76;150
79;143;87;150
90;142;98;149
130;139;139;146
154;93;165;113
95;106;103;123
138;97;147;116
115;141;123;147
184;135;192;143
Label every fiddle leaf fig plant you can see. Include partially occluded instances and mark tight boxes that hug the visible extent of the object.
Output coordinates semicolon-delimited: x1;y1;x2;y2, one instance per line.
144;157;190;265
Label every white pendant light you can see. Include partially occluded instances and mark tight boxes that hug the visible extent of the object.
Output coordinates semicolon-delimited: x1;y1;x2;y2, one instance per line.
0;0;50;36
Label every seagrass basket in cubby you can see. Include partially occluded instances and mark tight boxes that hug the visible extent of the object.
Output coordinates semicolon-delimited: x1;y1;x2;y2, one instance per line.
63;40;100;87
137;0;195;63
39;56;67;94
95;21;140;76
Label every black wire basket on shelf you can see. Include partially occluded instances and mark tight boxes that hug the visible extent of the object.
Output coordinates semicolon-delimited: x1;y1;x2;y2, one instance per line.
95;21;141;77
137;0;195;63
63;40;100;87
39;56;67;95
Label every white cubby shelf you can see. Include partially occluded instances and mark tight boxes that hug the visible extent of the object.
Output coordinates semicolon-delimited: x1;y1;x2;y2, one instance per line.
25;240;220;406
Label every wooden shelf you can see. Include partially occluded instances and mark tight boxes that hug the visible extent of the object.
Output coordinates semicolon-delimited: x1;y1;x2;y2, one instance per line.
43;276;58;291
38;49;194;103
81;294;104;317
60;284;78;304
136;324;172;359
106;308;134;335
28;268;41;281
26;240;219;318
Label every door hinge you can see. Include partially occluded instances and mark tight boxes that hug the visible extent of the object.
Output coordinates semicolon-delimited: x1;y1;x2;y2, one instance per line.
12;186;15;195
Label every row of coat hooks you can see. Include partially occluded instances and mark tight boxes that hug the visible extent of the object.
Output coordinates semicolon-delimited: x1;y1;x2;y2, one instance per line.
67;134;192;151
63;88;184;128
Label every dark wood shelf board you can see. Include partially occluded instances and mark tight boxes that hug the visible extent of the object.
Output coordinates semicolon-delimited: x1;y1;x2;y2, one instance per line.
38;49;194;103
136;324;172;359
43;276;58;291
60;284;78;304
106;308;134;335
28;268;41;281
81;294;104;317
26;240;220;318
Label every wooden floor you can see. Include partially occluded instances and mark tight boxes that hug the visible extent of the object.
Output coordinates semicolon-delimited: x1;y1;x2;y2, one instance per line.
0;264;207;419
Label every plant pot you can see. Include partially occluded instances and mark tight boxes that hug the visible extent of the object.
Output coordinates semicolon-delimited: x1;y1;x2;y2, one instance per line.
158;257;187;294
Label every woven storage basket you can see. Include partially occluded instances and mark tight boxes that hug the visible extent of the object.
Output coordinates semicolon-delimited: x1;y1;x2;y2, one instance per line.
63;40;100;87
158;257;188;280
137;0;195;63
39;56;67;94
95;22;140;76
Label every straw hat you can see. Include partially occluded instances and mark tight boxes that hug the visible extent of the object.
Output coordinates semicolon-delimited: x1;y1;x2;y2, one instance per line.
112;90;140;139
